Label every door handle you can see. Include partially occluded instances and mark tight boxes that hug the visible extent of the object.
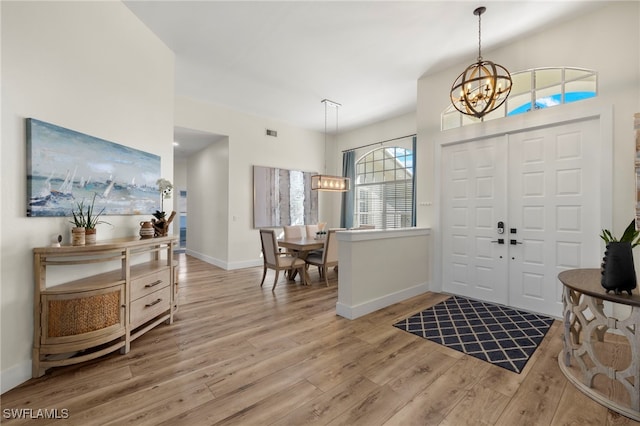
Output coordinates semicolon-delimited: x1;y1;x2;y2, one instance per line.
491;239;505;244
510;239;523;245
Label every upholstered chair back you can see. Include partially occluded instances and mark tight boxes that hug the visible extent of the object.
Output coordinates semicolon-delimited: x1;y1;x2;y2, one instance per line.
305;224;318;238
259;229;278;265
283;225;304;239
323;230;339;264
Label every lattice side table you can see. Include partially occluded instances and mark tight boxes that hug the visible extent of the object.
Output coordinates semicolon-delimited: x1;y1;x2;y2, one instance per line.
559;268;640;421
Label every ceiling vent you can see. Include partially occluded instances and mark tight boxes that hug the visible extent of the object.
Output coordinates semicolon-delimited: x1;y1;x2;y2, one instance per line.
266;129;278;137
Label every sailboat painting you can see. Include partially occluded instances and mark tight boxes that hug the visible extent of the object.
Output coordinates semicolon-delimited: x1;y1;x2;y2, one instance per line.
26;118;161;217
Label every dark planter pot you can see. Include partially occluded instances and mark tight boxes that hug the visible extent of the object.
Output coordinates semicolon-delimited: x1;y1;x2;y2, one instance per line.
601;242;637;295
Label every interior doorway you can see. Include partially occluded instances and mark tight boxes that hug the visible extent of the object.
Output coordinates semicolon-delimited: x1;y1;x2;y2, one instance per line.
173;125;228;258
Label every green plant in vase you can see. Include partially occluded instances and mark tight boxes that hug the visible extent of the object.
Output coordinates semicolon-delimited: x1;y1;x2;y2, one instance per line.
70;193;109;245
600;220;640;247
600;219;640;295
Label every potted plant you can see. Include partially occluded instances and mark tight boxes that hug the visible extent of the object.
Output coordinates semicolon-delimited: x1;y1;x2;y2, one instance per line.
150;178;175;237
69;201;86;246
600;219;640;295
70;193;109;245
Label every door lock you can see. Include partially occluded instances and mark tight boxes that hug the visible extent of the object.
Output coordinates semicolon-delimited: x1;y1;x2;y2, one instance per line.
497;221;505;234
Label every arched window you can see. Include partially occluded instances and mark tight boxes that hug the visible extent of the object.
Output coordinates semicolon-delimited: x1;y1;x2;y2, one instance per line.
441;67;597;130
354;146;415;229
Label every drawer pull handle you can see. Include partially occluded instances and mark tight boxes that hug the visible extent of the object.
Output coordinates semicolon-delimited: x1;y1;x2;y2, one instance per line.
145;280;163;288
145;298;162;307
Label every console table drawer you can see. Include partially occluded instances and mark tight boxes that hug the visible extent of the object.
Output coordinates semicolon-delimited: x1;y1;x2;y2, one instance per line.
131;269;170;300
130;286;171;327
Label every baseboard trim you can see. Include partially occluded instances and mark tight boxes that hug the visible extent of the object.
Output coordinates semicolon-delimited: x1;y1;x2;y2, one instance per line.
227;259;263;270
185;250;262;271
336;282;430;320
1;360;31;394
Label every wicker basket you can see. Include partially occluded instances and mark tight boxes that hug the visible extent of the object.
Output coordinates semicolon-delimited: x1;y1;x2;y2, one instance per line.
47;291;120;337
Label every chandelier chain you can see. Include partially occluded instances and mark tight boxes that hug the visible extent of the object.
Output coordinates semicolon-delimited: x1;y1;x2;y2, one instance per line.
477;9;482;61
324;99;328;173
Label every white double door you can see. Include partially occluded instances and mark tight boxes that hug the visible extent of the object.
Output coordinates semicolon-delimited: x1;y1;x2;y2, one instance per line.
442;118;601;317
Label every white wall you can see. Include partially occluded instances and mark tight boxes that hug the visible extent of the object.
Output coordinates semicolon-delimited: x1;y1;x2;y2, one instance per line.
174;96;327;269
186;138;230;266
337;112;416;154
417;2;640;232
1;2;174;392
336;228;430;319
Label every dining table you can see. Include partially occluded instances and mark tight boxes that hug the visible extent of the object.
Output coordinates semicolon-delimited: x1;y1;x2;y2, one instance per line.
278;237;325;285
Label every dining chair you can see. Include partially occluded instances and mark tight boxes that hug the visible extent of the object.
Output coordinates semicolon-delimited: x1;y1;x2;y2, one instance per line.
282;225;304;258
305;224;318;238
283;225;304;239
259;229;306;290
304;224;325;256
304;229;339;286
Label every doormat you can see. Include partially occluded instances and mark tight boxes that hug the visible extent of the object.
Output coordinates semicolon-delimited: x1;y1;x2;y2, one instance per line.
393;295;554;373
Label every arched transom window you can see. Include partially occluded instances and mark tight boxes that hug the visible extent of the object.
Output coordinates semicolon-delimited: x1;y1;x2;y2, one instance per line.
442;67;597;130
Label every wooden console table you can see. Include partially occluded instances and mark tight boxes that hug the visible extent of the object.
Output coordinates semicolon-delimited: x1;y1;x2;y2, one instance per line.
558;268;640;421
32;236;178;377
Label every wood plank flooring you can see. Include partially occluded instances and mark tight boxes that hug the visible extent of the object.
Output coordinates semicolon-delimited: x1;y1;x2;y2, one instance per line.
2;254;639;425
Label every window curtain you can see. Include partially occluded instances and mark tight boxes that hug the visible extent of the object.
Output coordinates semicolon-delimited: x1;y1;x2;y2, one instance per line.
340;150;355;229
411;136;417;227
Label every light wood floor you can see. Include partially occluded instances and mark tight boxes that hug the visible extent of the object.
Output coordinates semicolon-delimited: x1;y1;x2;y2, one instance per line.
2;254;639;425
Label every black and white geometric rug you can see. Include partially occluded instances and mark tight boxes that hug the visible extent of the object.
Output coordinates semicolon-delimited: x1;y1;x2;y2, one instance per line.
393;295;555;374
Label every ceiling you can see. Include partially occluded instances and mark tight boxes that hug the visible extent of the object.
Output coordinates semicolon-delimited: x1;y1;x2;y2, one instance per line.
124;0;604;157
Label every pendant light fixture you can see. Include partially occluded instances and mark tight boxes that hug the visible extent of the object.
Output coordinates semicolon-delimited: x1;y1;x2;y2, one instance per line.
311;99;351;192
449;6;512;119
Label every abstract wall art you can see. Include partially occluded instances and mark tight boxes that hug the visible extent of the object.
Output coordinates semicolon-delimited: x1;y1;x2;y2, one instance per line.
253;165;318;228
27;118;161;217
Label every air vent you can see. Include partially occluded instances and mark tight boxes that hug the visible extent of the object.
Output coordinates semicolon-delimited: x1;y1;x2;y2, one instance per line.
266;129;278;137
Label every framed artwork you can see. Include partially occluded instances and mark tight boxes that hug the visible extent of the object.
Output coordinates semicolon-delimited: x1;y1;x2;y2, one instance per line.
253;165;318;228
26;118;161;217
